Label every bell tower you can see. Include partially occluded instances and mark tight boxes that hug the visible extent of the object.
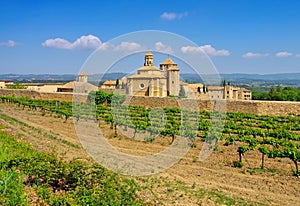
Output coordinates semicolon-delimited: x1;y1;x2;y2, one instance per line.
160;56;180;96
144;51;154;66
167;66;180;96
78;71;88;83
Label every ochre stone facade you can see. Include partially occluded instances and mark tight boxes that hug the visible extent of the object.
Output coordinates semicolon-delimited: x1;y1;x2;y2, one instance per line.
206;85;252;100
126;52;180;97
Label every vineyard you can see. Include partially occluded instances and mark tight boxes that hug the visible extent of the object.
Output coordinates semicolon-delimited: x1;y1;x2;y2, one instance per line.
1;93;299;177
0;121;143;205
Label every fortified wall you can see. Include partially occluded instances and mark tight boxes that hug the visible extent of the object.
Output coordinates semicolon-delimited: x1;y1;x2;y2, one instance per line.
0;89;299;116
128;97;299;115
0;89;88;102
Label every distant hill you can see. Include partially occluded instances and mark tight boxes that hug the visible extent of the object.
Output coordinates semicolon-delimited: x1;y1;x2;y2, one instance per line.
222;73;300;80
180;73;300;87
1;72;299;87
0;73;127;83
0;74;76;82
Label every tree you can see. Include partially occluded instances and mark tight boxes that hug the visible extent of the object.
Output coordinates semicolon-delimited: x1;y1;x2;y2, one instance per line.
197;87;201;93
268;87;275;100
252;86;300;101
276;84;282;92
116;79;119;88
222;80;226;87
6;83;27;89
88;90;113;105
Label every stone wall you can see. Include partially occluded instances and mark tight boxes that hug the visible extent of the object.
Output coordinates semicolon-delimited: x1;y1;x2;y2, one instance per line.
99;88;115;93
124;97;299;116
255;100;300;116
226;100;259;114
0;89;88;102
0;89;299;116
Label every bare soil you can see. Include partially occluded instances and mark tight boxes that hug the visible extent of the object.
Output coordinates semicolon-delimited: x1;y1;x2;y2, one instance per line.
0;102;299;205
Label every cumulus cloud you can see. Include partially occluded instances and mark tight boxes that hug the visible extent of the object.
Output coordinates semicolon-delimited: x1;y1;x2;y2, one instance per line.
0;40;20;47
181;45;230;56
242;52;269;58
42;38;70;49
276;51;292;57
160;12;188;20
98;42;112;51
71;35;102;50
154;42;173;53
42;35;102;50
113;41;143;52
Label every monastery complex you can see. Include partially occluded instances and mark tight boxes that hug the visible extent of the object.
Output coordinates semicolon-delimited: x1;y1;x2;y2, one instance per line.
0;52;251;101
101;52;252;100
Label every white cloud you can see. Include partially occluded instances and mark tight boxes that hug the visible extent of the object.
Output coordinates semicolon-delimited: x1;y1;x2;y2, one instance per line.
42;38;71;49
113;41;142;52
42;35;102;50
42;36;144;53
181;45;230;56
160;12;188;20
71;35;102;50
276;51;292;57
0;40;20;47
242;52;269;58
98;42;112;51
154;42;173;53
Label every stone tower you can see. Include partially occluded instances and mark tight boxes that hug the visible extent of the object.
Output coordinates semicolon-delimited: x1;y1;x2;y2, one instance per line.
144;51;154;66
160;57;180;96
78;71;88;83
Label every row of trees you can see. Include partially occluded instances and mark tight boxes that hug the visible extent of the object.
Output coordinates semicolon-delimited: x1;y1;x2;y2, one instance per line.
6;83;27;89
252;85;300;101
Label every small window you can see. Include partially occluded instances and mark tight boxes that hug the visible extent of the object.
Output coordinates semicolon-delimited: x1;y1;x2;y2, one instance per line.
172;81;174;84
140;83;145;89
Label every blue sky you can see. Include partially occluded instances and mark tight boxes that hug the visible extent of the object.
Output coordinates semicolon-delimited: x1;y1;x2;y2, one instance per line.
0;0;300;74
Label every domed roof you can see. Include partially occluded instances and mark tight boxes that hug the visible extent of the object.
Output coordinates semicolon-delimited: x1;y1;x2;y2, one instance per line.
137;65;160;71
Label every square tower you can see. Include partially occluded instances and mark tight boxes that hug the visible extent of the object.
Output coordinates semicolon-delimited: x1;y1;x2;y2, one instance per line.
160;57;180;96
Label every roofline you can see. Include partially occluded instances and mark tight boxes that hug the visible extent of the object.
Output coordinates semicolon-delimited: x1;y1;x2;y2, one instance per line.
0;80;14;82
127;76;166;79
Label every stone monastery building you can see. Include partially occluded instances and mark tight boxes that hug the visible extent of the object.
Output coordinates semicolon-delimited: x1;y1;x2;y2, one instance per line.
126;52;180;97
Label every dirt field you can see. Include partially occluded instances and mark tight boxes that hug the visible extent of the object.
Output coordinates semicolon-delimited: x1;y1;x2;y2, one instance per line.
0;102;299;205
